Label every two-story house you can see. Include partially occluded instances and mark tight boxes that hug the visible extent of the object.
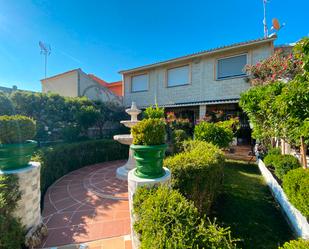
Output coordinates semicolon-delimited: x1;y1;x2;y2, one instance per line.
119;36;276;143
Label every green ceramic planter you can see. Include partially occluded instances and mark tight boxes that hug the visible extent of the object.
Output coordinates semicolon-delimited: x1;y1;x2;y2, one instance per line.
131;144;167;179
0;140;38;171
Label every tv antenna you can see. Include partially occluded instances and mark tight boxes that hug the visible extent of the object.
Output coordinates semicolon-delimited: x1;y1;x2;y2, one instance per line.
262;0;269;38
39;41;51;79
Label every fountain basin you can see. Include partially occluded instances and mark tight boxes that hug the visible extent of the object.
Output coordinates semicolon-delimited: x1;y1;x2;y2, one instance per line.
113;134;133;145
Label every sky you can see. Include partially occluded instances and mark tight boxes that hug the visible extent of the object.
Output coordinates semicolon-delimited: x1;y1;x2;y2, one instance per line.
0;0;308;92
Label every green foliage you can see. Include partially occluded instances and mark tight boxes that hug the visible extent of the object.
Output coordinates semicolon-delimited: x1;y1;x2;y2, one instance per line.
143;105;165;119
216;118;240;135
0;115;36;144
0;175;24;248
264;154;300;179
194;121;233;148
171;129;189;154
133;186;238;249
3;91;125;142
35;139;128;197
279;239;309;249
0;215;25;249
131;119;166;145
0;92;13;115
268;147;282;156
283;168;309;218
164;140;224;214
274;155;301;180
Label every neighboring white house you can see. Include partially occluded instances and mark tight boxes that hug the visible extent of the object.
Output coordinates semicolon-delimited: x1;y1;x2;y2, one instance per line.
41;68;122;104
119;36;276;123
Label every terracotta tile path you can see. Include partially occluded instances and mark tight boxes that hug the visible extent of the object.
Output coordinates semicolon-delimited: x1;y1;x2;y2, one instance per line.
39;160;131;249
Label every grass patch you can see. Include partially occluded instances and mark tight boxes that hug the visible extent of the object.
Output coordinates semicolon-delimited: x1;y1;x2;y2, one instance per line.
211;160;294;249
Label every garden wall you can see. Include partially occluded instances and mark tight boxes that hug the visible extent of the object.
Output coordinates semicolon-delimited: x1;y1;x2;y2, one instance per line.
258;159;309;239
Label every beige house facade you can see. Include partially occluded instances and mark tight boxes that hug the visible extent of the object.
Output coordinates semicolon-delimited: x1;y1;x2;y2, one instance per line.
120;37;275;118
41;69;122;104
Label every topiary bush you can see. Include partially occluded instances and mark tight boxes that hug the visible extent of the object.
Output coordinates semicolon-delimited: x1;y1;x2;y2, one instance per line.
171;129;189;154
283;168;309;218
194;121;233;148
143;105;165;119
164;140;224;214
267;147;282;156
278;239;309;249
0;174;25;248
273;155;301;180
0;115;36;144
131;118;166;145
35;139;128;198
133;186;238;249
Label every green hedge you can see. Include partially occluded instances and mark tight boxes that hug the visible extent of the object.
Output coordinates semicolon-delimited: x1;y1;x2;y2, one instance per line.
35;139;128;197
164;140;224;214
283;168;309;218
194;121;233;148
0;174;24;249
133;186;238;249
278;239;309;248
264;154;301;180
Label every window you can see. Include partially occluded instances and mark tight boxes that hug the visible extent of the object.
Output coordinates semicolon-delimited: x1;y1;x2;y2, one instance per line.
167;65;190;87
131;74;148;92
217;54;247;79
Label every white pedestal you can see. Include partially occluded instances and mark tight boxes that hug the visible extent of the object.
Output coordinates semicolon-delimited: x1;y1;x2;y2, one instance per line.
116;148;136;180
128;167;171;249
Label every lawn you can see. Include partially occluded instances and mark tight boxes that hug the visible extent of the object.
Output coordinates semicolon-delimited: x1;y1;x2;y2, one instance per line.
211;160;294;249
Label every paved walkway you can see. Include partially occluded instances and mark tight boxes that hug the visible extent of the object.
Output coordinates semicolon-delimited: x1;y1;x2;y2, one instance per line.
39;160;131;249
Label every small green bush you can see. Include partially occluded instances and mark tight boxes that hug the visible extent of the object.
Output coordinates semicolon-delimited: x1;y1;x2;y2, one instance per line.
264;154;280;167
133;186;238;249
283;168;309;218
171;129;189;153
0;174;24;248
164;140;224;214
131;118;166;145
143;105;165;119
268;147;282;156
0;115;36;144
194;121;233;148
35;139;128;197
278;239;309;249
274;155;301;180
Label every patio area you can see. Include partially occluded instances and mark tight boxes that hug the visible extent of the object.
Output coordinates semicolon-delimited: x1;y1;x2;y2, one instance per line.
39;160;131;249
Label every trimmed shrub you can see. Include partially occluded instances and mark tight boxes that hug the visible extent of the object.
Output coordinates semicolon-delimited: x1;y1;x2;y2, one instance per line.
0;174;24;248
194;121;233;148
283;168;309;218
131;118;166;145
164;140;224;214
279;239;309;249
0;115;36;144
143;105;165;119
274;155;301;180
264;154;300;179
171;129;189;153
267;147;282;156
34;139;128;197
133;186;238;249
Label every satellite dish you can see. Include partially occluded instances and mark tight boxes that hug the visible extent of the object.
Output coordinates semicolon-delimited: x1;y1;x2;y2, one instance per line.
272;18;280;31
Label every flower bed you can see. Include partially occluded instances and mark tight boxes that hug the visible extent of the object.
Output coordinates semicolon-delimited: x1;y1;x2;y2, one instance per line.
258;159;309;239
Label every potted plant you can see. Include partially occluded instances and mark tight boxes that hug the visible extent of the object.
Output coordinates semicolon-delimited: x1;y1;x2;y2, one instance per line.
0;115;37;171
131;118;167;178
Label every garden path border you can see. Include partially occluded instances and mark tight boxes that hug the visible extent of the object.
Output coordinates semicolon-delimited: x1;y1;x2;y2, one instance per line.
258;159;309;239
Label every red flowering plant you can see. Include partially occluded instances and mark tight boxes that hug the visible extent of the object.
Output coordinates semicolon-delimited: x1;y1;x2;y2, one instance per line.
245;50;303;86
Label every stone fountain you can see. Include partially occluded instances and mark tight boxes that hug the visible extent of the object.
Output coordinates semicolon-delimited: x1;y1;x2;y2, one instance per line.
114;102;141;180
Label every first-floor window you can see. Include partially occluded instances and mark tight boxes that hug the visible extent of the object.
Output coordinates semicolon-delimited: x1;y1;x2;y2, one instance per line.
131;74;148;92
167;65;190;87
217;54;247;79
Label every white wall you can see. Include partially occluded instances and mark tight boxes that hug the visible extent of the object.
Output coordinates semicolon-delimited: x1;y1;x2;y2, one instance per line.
42;71;78;97
123;42;273;107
